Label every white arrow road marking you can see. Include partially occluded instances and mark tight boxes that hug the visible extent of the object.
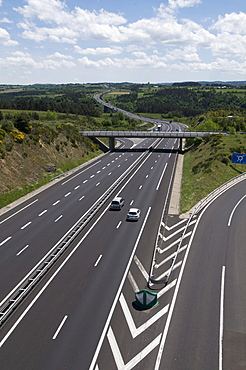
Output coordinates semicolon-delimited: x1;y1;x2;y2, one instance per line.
119;294;169;338
107;326;162;370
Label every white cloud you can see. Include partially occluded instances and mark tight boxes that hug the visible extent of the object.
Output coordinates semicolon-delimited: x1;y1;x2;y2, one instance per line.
211;12;246;34
0;28;18;46
0;17;13;24
48;52;74;59
210;33;246;59
0;50;75;71
14;0;215;48
74;45;122;56
166;46;200;61
42;58;76;69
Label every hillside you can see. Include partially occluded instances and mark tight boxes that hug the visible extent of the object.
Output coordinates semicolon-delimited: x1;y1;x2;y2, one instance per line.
0;122;101;208
181;134;246;212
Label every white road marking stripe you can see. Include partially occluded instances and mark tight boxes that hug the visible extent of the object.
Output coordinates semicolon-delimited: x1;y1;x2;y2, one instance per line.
52;315;68;339
116;221;122;229
134;255;149;282
163;218;187;231
128;271;139;291
155;261;182;282
0;199;38;225
139;185;142;189
74;185;80;190
21;222;32;230
61;161;100;185
130;200;134;205
53;200;60;206
55;215;63;222
156;163;167;191
94;255;103;267
0;236;12;246
83;180;88;183
79;196;85;201
228;194;246;226
64;192;71;197
16;245;29;256
107;326;162;369
119;293;169;338
157;279;177;298
96;182;100;186
219;266;225;370
38;210;47;217
90;175;95;178
89;207;152;370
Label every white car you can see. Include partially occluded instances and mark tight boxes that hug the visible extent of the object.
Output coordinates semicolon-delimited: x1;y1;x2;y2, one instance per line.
126;208;141;221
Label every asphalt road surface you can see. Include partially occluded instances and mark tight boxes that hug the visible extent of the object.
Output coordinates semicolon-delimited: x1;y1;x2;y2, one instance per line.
1;128;245;369
0;134;180;369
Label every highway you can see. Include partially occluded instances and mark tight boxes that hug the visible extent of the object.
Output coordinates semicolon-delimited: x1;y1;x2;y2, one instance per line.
0;112;245;369
0;128;180;369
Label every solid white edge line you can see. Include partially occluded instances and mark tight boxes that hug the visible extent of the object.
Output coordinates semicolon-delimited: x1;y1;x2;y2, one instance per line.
89;207;152;370
61;160;101;185
156;163;167;191
0;199;38;225
52;315;68;340
228;194;246;226
154;180;233;369
219;266;225;370
0;203;110;348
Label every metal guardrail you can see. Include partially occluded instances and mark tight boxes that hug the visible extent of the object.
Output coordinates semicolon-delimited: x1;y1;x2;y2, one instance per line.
149;171;246;286
0;150;149;325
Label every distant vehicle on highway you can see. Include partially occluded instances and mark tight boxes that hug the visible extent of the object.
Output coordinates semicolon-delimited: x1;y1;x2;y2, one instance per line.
126;208;141;221
109;197;125;210
157;124;162;131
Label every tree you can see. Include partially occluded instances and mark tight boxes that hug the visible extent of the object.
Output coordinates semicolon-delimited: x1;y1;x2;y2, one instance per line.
14;112;30;133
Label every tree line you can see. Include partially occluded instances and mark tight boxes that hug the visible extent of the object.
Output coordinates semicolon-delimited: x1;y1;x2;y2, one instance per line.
115;87;246;117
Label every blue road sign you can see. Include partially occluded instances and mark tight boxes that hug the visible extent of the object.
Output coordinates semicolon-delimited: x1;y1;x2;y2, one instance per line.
232;153;246;164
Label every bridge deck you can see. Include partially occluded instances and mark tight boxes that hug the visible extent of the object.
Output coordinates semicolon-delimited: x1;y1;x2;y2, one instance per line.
79;130;223;138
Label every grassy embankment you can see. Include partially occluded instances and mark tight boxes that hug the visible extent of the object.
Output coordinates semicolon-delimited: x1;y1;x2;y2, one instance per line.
180;134;246;213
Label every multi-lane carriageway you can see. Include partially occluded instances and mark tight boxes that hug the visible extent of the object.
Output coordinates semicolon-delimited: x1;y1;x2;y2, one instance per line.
0;131;185;369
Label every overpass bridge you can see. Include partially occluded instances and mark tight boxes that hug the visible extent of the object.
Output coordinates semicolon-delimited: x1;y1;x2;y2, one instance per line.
80;130;225;151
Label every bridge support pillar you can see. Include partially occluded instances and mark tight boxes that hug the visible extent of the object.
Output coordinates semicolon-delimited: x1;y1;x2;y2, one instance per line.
179;138;183;153
109;137;115;151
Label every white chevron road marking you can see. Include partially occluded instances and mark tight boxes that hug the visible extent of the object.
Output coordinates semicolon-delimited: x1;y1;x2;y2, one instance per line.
107;326;162;370
134;255;149;282
162;218;187;230
159;230;192;243
119;293;169;338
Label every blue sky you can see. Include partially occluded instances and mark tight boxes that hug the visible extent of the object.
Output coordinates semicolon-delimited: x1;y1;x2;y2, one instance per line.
0;0;245;84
